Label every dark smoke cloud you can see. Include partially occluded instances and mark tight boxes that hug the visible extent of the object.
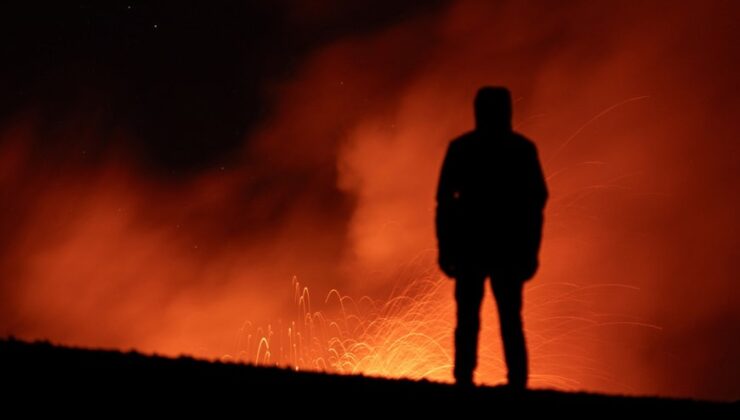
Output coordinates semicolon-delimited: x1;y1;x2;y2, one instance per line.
0;1;449;173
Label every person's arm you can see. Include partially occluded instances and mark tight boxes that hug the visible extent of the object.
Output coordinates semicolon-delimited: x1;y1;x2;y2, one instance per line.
518;142;548;281
530;145;548;211
436;142;459;277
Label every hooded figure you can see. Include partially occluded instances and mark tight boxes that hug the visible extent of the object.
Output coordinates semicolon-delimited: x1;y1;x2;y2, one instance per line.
435;86;547;387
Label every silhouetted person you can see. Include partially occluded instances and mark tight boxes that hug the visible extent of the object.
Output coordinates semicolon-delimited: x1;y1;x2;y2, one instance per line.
436;87;547;388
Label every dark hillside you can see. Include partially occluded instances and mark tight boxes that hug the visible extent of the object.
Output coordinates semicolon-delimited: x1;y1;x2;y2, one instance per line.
0;338;734;415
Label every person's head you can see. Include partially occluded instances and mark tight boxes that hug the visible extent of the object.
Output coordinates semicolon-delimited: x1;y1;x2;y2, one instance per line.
474;86;512;133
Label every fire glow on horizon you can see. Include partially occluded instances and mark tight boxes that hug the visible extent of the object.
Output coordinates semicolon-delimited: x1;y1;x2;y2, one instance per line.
228;275;659;391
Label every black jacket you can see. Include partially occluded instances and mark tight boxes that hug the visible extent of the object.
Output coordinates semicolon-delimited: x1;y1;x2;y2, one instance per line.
436;130;548;280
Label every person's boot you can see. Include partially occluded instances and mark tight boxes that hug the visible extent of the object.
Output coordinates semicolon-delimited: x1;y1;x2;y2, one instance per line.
506;373;527;392
454;370;475;388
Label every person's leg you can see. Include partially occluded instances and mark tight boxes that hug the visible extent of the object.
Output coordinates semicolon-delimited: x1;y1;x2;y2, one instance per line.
454;272;486;385
491;277;528;388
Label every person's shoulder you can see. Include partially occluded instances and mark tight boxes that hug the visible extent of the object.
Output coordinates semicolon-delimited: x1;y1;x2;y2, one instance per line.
511;132;539;154
448;131;477;150
451;131;476;144
511;131;534;146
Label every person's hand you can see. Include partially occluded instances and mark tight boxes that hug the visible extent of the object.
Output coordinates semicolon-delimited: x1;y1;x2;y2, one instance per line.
517;257;539;281
438;252;458;278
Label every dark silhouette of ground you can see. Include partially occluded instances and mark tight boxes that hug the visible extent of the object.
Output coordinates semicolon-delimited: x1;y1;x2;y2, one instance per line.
1;338;734;414
436;87;547;387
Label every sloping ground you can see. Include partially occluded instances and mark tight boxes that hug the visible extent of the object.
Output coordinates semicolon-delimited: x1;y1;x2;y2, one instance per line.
1;338;735;415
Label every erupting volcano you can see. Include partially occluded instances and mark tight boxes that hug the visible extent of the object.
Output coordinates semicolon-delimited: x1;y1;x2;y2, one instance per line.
0;0;738;402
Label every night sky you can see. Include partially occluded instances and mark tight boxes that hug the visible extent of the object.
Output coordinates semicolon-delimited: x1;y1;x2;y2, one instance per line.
0;1;448;173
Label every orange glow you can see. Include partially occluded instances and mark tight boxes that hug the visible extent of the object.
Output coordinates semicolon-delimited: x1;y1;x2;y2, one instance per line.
227;276;660;391
1;0;738;401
